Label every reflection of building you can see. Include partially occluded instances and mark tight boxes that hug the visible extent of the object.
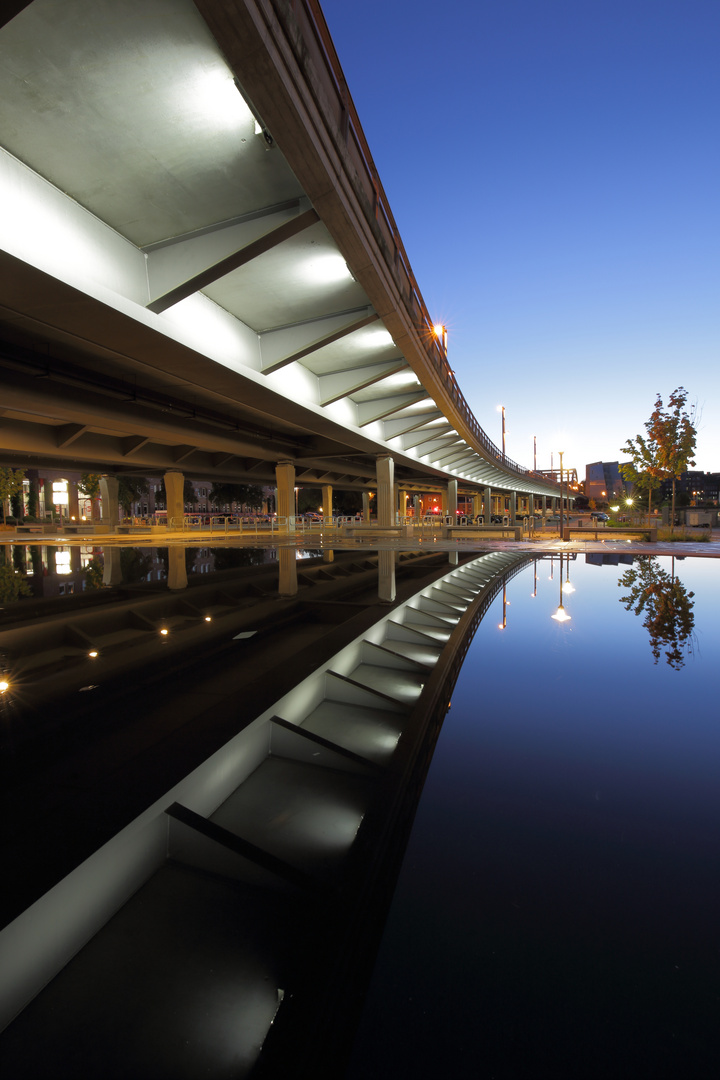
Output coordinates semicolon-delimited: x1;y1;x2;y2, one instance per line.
585;462;628;503
17;470;270;523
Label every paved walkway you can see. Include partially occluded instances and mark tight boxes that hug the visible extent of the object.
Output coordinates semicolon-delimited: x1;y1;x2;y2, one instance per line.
5;526;720;558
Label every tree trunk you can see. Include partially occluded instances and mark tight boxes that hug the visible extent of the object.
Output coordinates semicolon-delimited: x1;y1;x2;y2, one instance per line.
671;478;676;535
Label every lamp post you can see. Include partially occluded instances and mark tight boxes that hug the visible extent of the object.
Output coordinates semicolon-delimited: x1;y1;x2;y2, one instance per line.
558;450;564;540
433;323;447;355
497;405;506;459
551;551;572;622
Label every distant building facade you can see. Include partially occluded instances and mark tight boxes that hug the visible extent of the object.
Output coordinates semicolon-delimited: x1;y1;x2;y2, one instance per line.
659;471;720;506
584;462;629;504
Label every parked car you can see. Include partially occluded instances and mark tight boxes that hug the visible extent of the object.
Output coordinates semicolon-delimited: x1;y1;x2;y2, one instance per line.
591;512;609;522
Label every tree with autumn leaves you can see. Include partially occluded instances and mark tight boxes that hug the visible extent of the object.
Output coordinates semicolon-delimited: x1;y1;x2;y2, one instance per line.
621;387;697;533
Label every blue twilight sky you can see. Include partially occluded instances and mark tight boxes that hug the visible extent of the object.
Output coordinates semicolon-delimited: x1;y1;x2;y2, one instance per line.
319;0;719;479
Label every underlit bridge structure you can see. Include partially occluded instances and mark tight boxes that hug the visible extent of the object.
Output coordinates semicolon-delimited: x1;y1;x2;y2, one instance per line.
0;0;565;526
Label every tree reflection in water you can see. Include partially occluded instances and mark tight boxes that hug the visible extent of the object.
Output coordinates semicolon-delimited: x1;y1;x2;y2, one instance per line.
618;556;695;669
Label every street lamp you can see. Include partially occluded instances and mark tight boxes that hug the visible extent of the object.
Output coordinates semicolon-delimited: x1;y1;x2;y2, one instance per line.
551;551;572;622
433;323;447;354
558;450;564;540
499;581;509;629
497;405;506;459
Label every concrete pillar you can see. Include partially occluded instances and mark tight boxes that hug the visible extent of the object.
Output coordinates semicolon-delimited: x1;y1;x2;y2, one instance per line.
529;494;535;518
378;549;396;604
363;491;371;522
275;461;295;533
102;547;123;586
447;480;458;519
376;455;394;527
414;495;421;518
473;494;482;519
68;480;80;522
167;547;188;591
439;489;447;515
100;474;120;527
510;491;517;521
542;495;547;520
322;484;333;521
485;486;492;521
397;488;407;521
278;547;298;597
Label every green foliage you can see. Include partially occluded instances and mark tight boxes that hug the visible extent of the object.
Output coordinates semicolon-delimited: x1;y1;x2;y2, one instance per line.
27;478;39;518
0;555;31;602
618;556;695;669
621;388;697;533
119;547;153;583
82;556;105;590
209;482;263;509
0;467;25;525
212;547;266;570
656;528;710;543
620;433;662;525
79;472;102;521
79;473;102;498
117;475;149;514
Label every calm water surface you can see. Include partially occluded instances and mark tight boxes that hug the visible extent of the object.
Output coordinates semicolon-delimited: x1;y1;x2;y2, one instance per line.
348;555;720;1079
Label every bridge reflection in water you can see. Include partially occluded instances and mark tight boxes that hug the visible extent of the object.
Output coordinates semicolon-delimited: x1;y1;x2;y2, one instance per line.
0;547;531;1079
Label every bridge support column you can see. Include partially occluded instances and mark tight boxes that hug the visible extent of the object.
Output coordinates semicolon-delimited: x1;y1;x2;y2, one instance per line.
529;494;535;519
162;470;184;529
541;495;547;521
376;455;394;527
102;547;123;586
278;548;298;597
510;491;517;521
485;486;492;522
362;491;371;522
100;474;120;529
473;495;482;519
413;495;421;518
397;488;407;521
321;484;333;521
275;461;295;533
447;480;458;520
378;550;395;604
167;547;188;591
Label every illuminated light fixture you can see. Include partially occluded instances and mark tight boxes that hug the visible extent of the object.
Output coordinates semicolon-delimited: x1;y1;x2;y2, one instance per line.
551;551;572;623
433;323;448;354
305;253;353;284
160;628;169;636
366;329;394;348
0;679;9;693
88;650;98;659
204;616;212;623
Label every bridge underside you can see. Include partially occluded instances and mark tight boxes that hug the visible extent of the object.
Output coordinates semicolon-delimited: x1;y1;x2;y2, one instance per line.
0;0;561;503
